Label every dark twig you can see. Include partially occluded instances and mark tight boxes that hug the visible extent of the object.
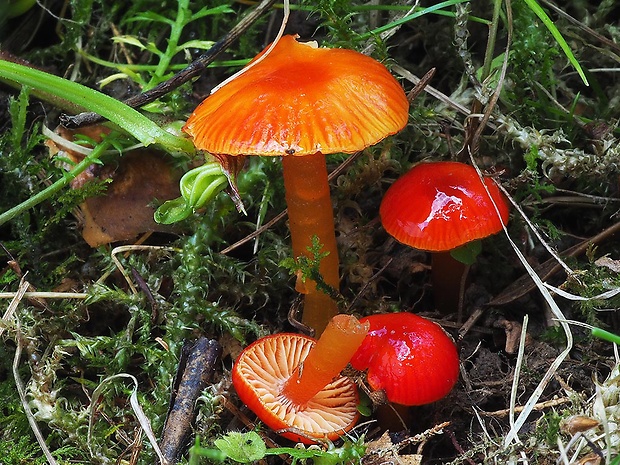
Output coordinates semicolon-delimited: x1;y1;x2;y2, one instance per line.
540;0;620;56
488;220;620;306
406;67;435;103
160;337;222;464
60;0;278;128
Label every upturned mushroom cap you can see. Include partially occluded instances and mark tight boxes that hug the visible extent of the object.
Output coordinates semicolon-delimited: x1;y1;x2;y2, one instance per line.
232;333;360;444
183;35;409;156
380;161;509;251
350;312;459;406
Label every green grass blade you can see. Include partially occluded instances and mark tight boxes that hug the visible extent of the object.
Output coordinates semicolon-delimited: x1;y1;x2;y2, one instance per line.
591;327;620;345
522;0;589;86
359;0;474;40
0;60;195;154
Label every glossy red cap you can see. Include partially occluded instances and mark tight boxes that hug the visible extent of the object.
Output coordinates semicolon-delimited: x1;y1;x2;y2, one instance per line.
183;35;409;156
232;333;360;444
350;312;459;406
380;161;509;251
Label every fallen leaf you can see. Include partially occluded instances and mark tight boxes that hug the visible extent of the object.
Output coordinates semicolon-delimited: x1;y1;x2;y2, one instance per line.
47;125;182;246
594;256;620;273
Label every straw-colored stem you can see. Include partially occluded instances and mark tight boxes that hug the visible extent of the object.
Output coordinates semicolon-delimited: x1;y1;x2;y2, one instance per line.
282;314;369;406
282;152;340;335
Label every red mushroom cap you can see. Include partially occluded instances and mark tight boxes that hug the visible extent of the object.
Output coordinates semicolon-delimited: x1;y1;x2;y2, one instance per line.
232;333;360;444
380;161;509;251
350;312;459;406
183;35;409;157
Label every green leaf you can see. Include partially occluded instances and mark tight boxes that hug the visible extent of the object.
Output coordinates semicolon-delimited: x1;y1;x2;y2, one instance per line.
112;35;147;50
450;240;482;265
126;11;175;25
154;197;193;224
0;59;195;155
176;40;216;52
191;5;235;21
9;85;29;149
179;163;228;208
214;432;267;463
2;0;36;18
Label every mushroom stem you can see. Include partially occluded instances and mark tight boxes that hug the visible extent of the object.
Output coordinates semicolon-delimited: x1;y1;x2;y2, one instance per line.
431;252;469;318
282;152;340;335
282;314;369;406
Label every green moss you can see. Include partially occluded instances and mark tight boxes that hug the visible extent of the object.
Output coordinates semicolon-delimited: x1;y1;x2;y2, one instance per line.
504;1;560;127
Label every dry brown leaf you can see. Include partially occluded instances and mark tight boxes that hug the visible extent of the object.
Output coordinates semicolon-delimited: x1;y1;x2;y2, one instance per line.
362;431;422;465
594;256;620;273
47;125;182;246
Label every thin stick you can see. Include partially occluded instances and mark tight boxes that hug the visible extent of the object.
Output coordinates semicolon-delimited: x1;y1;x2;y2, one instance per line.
479;396;572;418
210;0;289;95
105;245;179;295
61;0;278;128
0;278;29;338
540;0;620;56
393;64;473;119
9;280;59;465
0;291;88;299
509;315;528;432
488;220;620;306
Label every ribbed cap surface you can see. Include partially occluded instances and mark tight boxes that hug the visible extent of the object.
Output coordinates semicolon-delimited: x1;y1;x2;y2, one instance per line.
232;333;359;444
184;35;409;156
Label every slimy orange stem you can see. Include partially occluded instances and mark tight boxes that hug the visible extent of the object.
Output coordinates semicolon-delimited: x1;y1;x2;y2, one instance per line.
282;314;369;406
282;152;340;335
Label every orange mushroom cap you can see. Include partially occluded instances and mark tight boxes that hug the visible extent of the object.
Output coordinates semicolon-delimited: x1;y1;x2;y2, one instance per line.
183;35;409;156
380;161;510;251
232;333;360;444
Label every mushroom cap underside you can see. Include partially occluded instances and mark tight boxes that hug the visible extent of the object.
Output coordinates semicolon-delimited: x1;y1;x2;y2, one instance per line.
184;35;409;157
232;333;360;444
380;161;510;251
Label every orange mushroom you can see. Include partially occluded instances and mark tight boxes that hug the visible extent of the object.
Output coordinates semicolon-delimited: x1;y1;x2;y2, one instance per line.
183;35;409;334
231;314;369;444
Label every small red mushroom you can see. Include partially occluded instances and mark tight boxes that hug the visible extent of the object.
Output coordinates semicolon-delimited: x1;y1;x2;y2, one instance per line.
232;314;369;443
350;312;459;406
379;161;509;314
